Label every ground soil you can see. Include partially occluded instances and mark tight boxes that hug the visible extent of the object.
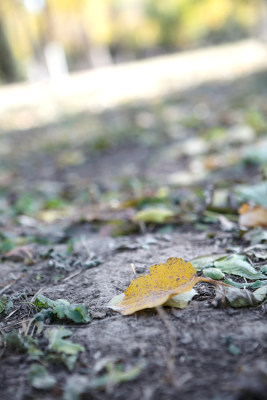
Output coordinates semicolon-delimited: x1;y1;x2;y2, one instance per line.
1;66;267;400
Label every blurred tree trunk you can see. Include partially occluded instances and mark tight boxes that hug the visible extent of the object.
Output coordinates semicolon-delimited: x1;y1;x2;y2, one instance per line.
0;18;19;83
260;0;267;41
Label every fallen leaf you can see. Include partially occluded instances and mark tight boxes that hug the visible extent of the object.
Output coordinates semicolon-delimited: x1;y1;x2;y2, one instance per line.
110;236;157;252
3;246;34;264
216;285;267;308
164;289;197;309
46;327;84;355
38;209;71;223
191;253;227;270
239;203;267;228
214;254;266;280
168;170;206;185
254;286;267;302
203;267;225;280
4;330;43;359
34;295;91;324
132;208;175;224
235;181;267;208
28;364;56;390
108;289;197;310
64;363;144;400
243;227;267;245
56;150;86;167
247;249;267;260
109;257;229;315
108;293;125;308
88;362;144;390
245;243;267;260
218;215;236;232
0;296;13;315
63;374;89;400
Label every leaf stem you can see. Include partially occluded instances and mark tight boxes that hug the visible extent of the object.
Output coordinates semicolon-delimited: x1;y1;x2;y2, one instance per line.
198;277;231;287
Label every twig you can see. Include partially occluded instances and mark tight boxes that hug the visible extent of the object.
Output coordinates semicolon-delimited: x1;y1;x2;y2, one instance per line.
156;306;176;386
81;237;91;257
199;277;231;287
0;283;13;296
62;269;83;282
31;287;45;303
130;263;137;278
0;318;32;330
4;309;19;320
24;318;35;336
139;221;146;234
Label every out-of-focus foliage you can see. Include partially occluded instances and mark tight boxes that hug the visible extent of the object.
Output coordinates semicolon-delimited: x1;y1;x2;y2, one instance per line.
0;0;264;83
0;18;20;82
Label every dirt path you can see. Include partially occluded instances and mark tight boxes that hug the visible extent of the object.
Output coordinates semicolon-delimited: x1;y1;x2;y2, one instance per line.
1;228;266;400
1;53;267;400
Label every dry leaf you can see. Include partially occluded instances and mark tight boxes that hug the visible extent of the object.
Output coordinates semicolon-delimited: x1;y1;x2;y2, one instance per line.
132;208;174;224
239;203;267;228
108;289;197;310
3;246;34;264
110;257;228;315
164;288;197;309
216;285;267;308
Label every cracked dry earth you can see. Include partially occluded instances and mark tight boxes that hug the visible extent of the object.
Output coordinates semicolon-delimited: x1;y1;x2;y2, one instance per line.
1;230;267;400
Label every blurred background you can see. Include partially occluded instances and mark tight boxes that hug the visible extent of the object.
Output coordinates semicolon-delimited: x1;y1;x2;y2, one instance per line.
0;0;266;84
0;0;267;234
2;6;267;400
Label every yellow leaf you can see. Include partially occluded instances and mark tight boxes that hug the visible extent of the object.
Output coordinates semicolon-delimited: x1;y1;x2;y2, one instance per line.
110;257;230;315
108;289;197;310
132;208;174;224
110;258;196;315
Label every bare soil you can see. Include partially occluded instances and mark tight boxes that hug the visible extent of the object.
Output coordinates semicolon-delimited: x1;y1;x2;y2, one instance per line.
1;70;267;400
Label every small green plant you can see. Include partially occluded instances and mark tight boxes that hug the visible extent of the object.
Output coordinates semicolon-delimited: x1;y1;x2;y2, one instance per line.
34;295;91;324
0;296;13;315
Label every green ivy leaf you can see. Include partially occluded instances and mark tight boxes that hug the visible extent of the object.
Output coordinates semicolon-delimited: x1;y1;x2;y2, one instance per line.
45;327;85;355
34;295;91;324
3;330;43;359
28;364;56;390
0;296;13;315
